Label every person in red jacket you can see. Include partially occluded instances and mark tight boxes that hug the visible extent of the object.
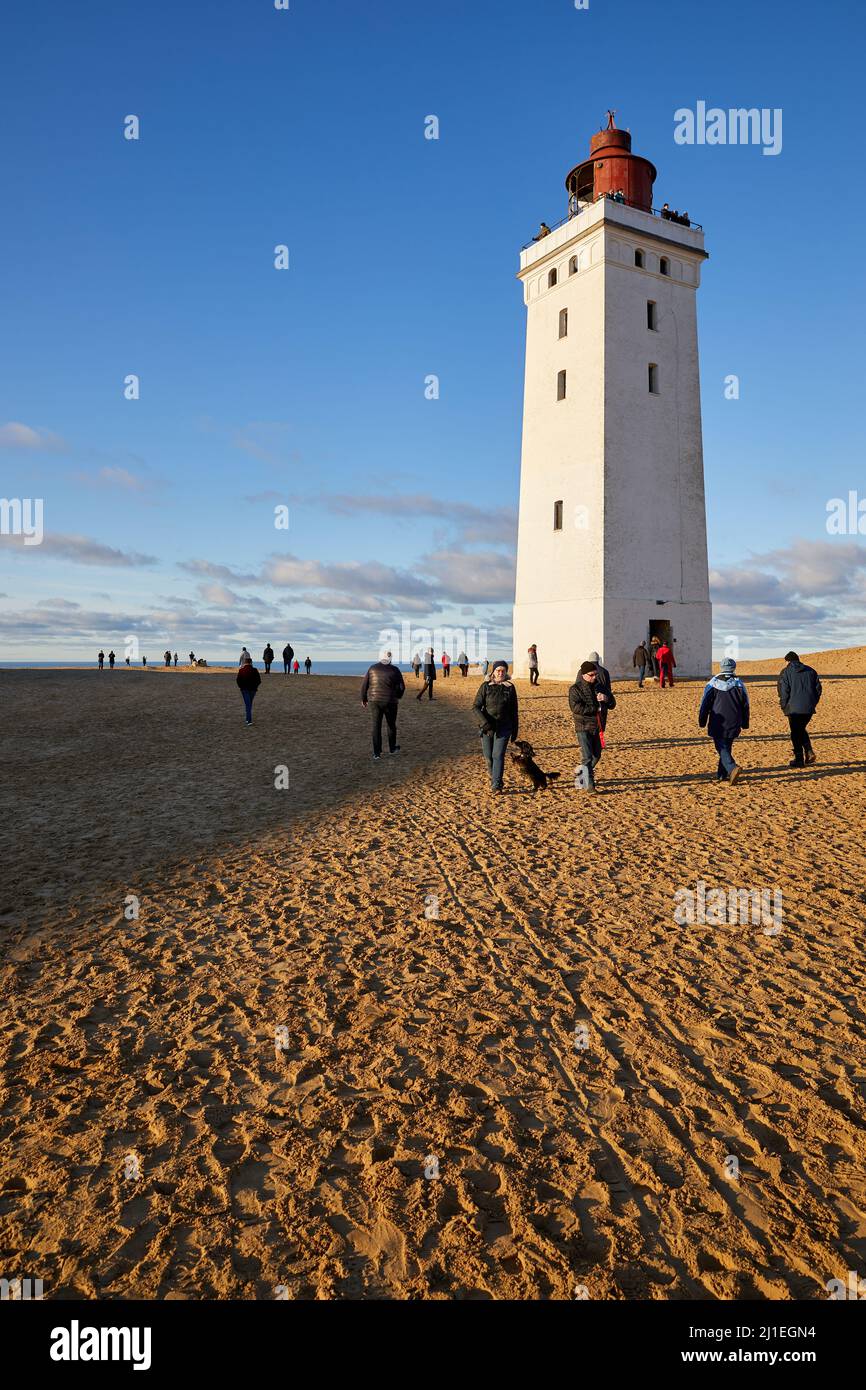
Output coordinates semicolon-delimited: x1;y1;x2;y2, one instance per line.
236;656;261;726
657;642;676;688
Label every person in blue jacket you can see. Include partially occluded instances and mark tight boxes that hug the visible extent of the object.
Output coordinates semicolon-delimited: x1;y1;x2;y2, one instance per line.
698;657;750;785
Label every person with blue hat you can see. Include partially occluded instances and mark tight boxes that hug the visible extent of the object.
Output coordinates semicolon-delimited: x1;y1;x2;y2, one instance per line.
698;657;750;784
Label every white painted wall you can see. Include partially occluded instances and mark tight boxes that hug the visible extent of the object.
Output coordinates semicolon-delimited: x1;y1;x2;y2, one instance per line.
513;200;712;680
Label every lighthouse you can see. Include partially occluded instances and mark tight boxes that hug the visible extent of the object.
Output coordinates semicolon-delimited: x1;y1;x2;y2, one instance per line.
512;115;712;681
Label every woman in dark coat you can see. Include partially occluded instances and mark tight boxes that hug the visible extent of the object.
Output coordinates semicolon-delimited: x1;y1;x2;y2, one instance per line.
236;656;261;726
473;660;519;793
417;647;436;701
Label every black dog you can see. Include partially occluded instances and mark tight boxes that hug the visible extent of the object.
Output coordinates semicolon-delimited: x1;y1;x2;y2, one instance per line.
509;739;560;792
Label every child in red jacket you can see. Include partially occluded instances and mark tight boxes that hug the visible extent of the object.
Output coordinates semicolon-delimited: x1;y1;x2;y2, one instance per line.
657;643;676;688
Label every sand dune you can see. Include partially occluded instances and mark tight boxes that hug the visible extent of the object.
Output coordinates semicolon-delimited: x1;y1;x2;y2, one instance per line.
1;663;865;1299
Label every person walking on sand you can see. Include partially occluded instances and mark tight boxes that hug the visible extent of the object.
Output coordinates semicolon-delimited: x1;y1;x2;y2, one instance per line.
649;635;661;679
164;650;172;668
569;661;614;791
239;646;251;665
778;650;821;768
263;643;274;674
412;653;422;680
142;655;147;668
189;650;196;665
293;658;300;674
473;660;519;794
698;657;749;785
361;649;406;761
441;651;451;678
173;652;178;667
657;641;675;688
98;650;104;669
457;650;469;678
304;657;312;675
125;656;130;666
108;650;116;669
633;640;651;688
282;642;294;675
417;647;436;701
527;645;539;686
481;658;489;676
236;655;261;726
587;651;614;732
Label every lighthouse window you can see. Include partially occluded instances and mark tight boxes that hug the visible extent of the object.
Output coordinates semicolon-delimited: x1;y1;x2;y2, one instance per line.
569;255;578;275
559;308;568;338
548;268;558;288
553;500;564;531
660;257;670;276
556;369;567;401
648;363;659;394
634;249;644;268
647;300;658;331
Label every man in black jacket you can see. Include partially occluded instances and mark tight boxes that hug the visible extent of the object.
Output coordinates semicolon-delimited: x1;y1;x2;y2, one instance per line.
569;661;613;791
361;651;406;760
587;651;615;732
778;651;821;767
282;642;294;675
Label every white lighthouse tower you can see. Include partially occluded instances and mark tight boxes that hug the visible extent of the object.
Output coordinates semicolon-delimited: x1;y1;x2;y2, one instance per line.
512;114;712;680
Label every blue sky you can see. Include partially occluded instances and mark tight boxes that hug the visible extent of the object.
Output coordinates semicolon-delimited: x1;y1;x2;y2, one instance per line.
1;0;864;660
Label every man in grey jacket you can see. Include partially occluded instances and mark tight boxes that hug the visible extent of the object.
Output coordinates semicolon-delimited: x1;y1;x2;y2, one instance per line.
361;651;406;760
778;651;821;768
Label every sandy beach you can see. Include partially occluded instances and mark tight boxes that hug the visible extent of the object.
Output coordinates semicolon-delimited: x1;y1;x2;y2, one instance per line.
1;653;865;1300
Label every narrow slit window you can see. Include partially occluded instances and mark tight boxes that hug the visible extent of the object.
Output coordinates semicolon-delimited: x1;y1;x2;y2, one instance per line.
648;363;659;394
569;255;578;275
553;500;563;531
634;249;644;268
557;369;567;401
647;300;658;330
548;268;557;288
559;307;568;338
660;257;670;276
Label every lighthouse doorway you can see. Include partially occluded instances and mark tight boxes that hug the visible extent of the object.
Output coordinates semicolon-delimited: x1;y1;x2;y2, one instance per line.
649;618;672;649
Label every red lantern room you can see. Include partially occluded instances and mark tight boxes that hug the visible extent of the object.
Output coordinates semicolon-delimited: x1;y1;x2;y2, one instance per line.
565;111;657;214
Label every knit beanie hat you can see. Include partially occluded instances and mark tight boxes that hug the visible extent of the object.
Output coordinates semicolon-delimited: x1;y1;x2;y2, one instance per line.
491;659;509;673
579;661;598;675
587;651;600;662
720;657;736;674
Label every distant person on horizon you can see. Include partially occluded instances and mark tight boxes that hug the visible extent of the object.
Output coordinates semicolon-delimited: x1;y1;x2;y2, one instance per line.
778;651;821;768
142;655;147;668
293;659;300;674
125;656;130;666
236;655;261;726
657;641;675;688
173;652;178;667
698;657;749;785
361;650;406;761
633;641;651;688
527;645;539;685
457;650;469;678
282;642;294;675
189;650;195;665
412;653;422;680
441;651;451;678
417;647;436;701
304;657;312;675
473;660;519;794
239;647;251;665
98;650;104;669
263;643;274;674
164;650;172;668
108;650;116;669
